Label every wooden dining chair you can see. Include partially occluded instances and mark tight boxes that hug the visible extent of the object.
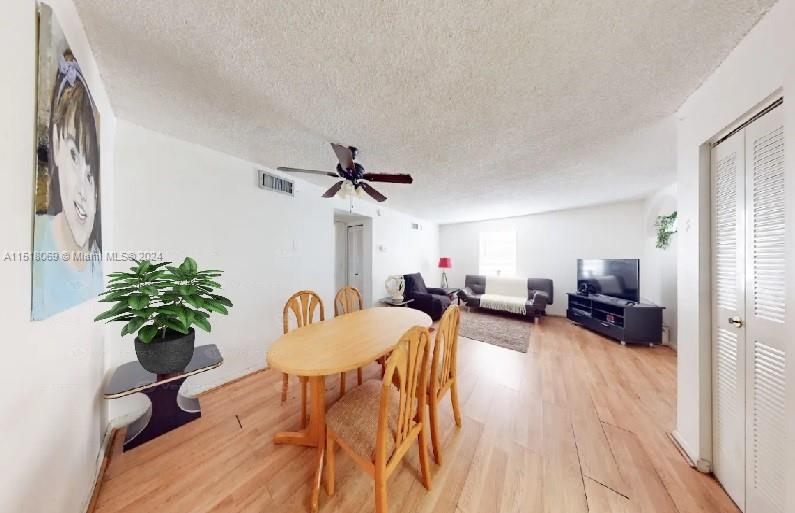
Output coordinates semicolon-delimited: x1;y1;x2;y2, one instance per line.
325;326;432;513
426;304;462;465
334;286;389;392
281;290;325;428
334;286;366;396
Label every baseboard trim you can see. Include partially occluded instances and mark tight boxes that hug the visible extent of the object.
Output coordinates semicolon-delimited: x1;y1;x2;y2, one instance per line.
199;366;267;396
85;425;117;513
668;430;711;473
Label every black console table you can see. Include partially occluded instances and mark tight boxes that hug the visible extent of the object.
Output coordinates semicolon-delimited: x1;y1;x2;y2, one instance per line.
566;293;663;346
104;344;223;451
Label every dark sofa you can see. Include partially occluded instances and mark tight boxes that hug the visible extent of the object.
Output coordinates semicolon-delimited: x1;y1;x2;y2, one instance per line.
458;275;553;321
403;273;452;321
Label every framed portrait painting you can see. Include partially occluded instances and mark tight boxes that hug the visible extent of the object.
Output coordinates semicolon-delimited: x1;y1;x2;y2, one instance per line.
32;4;103;320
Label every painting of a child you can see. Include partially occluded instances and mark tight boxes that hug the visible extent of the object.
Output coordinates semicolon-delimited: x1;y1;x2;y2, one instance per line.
32;7;102;320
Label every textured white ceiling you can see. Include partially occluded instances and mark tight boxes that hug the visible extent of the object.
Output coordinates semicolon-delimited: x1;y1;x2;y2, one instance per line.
74;0;774;223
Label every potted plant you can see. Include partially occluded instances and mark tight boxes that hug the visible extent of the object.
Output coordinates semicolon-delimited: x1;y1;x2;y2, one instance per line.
95;257;233;374
655;211;678;249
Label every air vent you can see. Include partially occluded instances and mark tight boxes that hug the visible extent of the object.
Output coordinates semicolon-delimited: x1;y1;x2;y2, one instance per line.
258;170;294;196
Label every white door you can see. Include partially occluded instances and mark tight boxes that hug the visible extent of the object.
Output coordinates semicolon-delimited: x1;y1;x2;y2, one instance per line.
743;108;786;513
347;225;364;292
712;127;747;509
334;221;347;292
711;102;786;513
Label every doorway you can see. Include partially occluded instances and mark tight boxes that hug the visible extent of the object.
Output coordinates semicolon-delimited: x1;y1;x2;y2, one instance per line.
710;98;786;513
334;212;373;306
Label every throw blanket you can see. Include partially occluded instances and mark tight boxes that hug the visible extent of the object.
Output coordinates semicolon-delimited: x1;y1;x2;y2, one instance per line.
480;277;527;315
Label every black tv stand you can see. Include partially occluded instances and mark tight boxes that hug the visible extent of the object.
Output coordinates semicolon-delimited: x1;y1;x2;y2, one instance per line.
566;293;663;346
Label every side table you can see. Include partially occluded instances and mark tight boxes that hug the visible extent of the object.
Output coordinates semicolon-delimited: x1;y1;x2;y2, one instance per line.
377;297;415;307
104;344;223;451
440;287;461;305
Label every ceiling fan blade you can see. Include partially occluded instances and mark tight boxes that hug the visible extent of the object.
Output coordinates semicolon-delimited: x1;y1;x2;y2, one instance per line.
362;172;413;184
277;166;338;177
360;182;387;202
330;143;355;171
322;180;345;198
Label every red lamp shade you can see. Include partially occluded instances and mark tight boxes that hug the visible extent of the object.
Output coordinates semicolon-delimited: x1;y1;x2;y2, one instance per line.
438;257;452;269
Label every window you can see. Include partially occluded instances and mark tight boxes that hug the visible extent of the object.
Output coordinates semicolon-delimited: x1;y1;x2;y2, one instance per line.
479;230;516;277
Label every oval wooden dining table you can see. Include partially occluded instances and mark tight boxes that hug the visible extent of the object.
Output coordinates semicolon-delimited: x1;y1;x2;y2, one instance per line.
266;306;432;512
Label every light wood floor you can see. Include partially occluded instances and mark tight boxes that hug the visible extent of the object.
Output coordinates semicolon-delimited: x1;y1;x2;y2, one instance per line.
94;317;739;513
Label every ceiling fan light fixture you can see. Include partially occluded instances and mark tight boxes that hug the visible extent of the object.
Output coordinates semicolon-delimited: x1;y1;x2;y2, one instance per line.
338;180;354;198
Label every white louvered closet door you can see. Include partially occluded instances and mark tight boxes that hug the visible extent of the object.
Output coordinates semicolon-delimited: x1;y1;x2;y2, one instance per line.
712;102;786;513
711;128;747;509
743;107;786;513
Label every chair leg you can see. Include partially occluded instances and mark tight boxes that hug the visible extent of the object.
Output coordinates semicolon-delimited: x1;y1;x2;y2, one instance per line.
418;424;432;490
357;367;363;385
340;372;346;398
326;430;336;496
300;377;308;428
281;373;289;403
451;380;462;427
428;397;442;465
374;468;388;513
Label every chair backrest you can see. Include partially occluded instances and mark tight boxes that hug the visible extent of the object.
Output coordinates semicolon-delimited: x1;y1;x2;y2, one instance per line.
282;290;325;334
334;286;364;316
430;305;460;399
377;326;430;465
403;273;428;295
464;274;486;294
527;278;554;304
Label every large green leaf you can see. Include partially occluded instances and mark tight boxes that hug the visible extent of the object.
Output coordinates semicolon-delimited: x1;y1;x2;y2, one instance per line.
160;317;189;335
128;293;150;310
183;257;198;274
94;301;130;321
99;289;138;302
193;316;211;333
140;285;159;296
184;295;205;309
157;305;181;316
176;285;198;296
137;324;159;343
105;314;136;324
133;306;158;317
121;317;146;336
208;294;233;307
203;300;229;315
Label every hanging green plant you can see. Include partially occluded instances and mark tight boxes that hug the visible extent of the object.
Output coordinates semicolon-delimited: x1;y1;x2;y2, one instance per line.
655;211;678;249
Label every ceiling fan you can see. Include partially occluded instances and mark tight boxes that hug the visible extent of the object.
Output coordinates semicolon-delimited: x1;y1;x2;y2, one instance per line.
277;143;413;202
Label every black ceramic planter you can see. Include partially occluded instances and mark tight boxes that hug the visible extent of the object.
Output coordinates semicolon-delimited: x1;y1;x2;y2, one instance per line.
134;328;195;374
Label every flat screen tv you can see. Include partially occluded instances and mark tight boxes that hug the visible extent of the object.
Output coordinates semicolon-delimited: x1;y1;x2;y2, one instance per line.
577;259;640;302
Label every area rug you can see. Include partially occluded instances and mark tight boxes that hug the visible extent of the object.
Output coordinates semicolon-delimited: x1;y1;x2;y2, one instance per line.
458;308;531;353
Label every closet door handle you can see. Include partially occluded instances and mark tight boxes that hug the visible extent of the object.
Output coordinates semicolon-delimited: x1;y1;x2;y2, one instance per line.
728;316;744;328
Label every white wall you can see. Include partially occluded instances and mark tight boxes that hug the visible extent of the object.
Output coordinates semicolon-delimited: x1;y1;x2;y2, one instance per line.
0;1;116;511
439;200;646;316
675;2;795;501
109;120;438;420
642;184;678;347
